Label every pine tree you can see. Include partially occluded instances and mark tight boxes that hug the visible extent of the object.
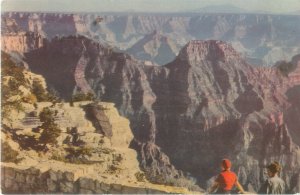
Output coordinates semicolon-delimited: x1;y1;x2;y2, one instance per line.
39;107;61;148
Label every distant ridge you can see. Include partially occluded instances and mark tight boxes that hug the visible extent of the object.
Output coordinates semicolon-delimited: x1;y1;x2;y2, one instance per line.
187;4;247;14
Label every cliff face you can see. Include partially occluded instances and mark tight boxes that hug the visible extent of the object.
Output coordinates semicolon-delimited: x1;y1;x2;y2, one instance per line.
2;101;193;194
1;31;44;53
21;35;300;192
1;50;198;193
2;12;300;65
148;41;300;191
25;36;157;141
1;16;44;53
24;36;186;186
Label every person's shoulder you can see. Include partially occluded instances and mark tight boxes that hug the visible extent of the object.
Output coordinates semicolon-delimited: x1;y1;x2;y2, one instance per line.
222;170;237;180
268;176;285;184
278;177;285;185
229;170;237;177
218;170;237;178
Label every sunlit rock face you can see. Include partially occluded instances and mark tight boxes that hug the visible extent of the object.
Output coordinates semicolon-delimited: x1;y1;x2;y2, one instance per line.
1;31;44;53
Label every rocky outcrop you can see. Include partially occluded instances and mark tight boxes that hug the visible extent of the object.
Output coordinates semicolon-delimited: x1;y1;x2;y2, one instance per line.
1;31;44;53
2;12;300;65
1;99;196;193
1;166;190;194
1;17;44;53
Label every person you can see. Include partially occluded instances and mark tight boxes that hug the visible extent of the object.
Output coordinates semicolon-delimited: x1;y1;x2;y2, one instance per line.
208;159;245;194
258;161;285;194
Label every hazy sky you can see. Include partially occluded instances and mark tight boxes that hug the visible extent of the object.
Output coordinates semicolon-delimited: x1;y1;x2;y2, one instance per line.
2;0;300;13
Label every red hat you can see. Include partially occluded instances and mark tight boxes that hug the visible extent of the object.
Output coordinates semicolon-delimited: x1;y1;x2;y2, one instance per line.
222;159;231;169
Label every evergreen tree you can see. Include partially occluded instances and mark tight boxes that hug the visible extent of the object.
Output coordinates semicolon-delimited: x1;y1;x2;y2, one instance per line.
39;107;61;147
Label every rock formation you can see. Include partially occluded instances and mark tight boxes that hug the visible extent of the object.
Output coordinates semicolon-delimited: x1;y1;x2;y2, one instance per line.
1;51;198;193
1;53;197;193
126;30;180;65
1;101;193;194
2;12;300;65
18;34;300;192
148;40;300;192
23;36;186;185
1;31;44;54
1;166;192;194
1;16;44;54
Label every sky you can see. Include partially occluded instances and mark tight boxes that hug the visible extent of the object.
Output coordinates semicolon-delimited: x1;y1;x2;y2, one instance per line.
1;0;300;14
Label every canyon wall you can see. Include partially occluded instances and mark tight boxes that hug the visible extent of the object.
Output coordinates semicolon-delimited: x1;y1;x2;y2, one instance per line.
2;12;300;65
1;31;44;53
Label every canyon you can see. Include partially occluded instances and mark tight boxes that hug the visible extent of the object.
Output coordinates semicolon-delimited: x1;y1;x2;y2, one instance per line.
2;12;300;65
17;35;300;192
1;53;195;193
1;11;300;193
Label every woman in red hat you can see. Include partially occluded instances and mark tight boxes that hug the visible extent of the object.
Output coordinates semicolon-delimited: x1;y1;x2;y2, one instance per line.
208;159;246;194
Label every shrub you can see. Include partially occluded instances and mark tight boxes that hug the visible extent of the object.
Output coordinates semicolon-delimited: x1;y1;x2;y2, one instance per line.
51;146;98;164
39;107;55;123
69;100;74;107
143;167;166;184
113;153;123;163
107;164;122;173
164;176;201;191
1;52;26;119
2;79;24;119
50;152;66;162
47;87;61;102
22;94;37;104
32;80;45;100
135;172;146;182
1;52;26;85
144;168;201;191
31;80;59;103
65;146;93;163
71;92;95;102
1;141;23;163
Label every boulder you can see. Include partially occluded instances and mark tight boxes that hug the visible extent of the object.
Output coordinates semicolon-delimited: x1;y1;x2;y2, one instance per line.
46;178;57;192
60;181;75;193
63;171;75;182
100;182;111;192
79;188;94;194
15;172;25;183
25;174;36;184
3;167;15;179
4;178;14;189
95;181;105;193
122;186;147;194
78;177;95;190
